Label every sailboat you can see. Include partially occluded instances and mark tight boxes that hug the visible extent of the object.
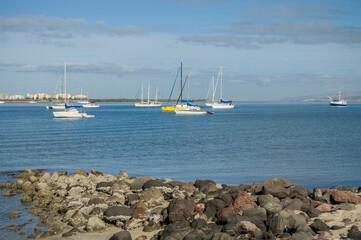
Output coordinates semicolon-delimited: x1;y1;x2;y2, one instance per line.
208;66;234;109
135;83;162;107
46;74;66;110
329;90;347;107
205;76;215;107
52;61;93;118
162;62;200;112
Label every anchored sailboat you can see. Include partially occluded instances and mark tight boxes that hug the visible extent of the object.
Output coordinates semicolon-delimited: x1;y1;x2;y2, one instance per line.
162;62;200;112
207;66;234;109
135;83;162;107
52;61;93;118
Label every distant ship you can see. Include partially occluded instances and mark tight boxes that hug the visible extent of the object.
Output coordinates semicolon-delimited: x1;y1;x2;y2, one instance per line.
329;91;347;107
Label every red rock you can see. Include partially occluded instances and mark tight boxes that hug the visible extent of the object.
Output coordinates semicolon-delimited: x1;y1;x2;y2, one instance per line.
316;203;332;213
217;206;239;222
131;207;147;220
318;231;332;239
232;191;257;211
194;203;205;213
168;198;195;223
327;189;361;204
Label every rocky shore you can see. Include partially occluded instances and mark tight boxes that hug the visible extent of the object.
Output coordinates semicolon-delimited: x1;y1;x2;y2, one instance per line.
1;169;361;240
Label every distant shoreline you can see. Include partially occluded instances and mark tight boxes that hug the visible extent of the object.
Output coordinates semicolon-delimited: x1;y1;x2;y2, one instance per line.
0;99;270;103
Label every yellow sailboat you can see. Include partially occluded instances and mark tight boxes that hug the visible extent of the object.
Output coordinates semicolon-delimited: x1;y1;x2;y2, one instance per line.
162;62;200;112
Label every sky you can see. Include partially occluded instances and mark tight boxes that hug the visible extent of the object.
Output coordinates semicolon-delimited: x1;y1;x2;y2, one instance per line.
0;0;361;101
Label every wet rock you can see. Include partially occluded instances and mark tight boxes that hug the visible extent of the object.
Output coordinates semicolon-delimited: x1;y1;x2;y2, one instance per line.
168;198;195;223
309;218;330;233
3;190;16;197
8;210;21;218
232;191;257;211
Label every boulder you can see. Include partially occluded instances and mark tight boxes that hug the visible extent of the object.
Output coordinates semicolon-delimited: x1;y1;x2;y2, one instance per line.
168;198;195;223
85;216;106;231
254;178;293;195
143;179;172;191
262;201;282;215
8;210;21;218
195;179;218;193
217;206;239;223
315;203;331;213
327;189;361;204
232;191;257;211
205;199;228;220
309;219;330;233
234;221;263;238
160;221;192;240
347;225;361;240
139;188;164;208
211;232;234;240
90;169;103;176
73;170;88;177
183;230;207;240
242;207;267;222
104;206;133;222
288;186;309;200
110;230;132;240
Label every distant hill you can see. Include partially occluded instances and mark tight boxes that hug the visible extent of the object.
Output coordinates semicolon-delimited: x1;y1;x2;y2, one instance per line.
279;92;361;102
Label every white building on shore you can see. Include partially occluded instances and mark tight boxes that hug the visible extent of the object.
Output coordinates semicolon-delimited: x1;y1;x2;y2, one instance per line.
27;93;51;100
0;93;8;99
53;93;71;100
9;94;25;100
71;94;87;100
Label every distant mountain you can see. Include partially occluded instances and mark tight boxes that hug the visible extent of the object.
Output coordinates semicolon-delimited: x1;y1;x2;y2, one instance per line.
279;92;361;102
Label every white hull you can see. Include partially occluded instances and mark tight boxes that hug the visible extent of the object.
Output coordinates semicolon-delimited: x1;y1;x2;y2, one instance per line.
175;109;207;115
53;108;87;118
47;103;66;110
135;102;162;107
83;103;100;108
211;103;235;109
0;101;5;104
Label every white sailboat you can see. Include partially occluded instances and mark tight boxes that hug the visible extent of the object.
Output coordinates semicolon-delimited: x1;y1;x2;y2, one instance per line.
135;83;162;107
52;61;93;118
208;66;235;109
329;91;347;107
205;76;215;107
46;74;66;110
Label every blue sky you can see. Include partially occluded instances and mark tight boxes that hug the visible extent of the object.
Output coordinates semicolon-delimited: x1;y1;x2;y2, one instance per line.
0;0;361;100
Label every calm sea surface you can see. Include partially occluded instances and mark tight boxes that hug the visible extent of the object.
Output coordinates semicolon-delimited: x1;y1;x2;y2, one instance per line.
0;102;361;238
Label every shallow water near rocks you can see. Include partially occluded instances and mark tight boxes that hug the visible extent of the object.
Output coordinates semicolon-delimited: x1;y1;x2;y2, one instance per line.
0;102;360;238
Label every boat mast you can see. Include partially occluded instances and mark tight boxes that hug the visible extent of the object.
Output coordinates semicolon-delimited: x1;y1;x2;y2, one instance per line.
64;61;67;103
338;90;341;101
155;87;158;102
220;65;223;100
148;83;150;103
180;62;183;104
141;84;144;103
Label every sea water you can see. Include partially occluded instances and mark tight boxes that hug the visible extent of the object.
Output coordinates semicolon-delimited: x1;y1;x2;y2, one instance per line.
0;102;360;238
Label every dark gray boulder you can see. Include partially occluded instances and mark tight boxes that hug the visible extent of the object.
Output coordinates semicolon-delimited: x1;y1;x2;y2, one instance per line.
309;219;330;233
109;230;132;240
